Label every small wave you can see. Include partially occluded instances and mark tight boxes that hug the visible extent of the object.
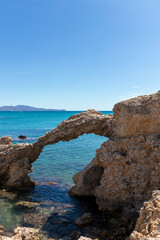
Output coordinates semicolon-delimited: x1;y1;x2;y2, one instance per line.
12;137;37;142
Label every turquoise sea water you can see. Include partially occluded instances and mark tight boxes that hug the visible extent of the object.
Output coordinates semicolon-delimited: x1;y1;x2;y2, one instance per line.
0;111;112;239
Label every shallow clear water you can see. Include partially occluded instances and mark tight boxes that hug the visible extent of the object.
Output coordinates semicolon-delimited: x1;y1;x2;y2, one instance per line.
0;111;112;239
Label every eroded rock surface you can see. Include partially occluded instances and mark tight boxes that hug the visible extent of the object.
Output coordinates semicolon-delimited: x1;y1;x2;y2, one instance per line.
0;227;39;240
112;91;160;138
130;191;160;240
70;133;160;210
0;136;43;190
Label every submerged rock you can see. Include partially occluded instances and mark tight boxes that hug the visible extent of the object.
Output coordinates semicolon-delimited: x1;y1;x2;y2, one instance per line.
0;225;8;236
0;189;17;200
15;201;40;209
18;135;26;140
75;213;93;226
22;212;49;228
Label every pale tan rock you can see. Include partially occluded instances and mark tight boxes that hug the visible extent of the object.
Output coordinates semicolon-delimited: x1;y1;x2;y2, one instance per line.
70;133;160;210
14;227;39;240
0;138;43;190
75;213;93;226
0;227;39;240
78;237;93;240
112;91;160;138
130;191;160;240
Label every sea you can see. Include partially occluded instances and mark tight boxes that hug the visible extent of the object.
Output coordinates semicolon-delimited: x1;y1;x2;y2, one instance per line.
0;111;112;239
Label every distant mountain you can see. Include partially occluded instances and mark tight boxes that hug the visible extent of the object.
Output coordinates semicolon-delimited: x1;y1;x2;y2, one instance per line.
0;105;66;111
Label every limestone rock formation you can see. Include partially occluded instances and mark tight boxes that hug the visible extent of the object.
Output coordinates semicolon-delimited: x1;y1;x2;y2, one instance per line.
1;92;160;239
0;136;43;190
112;91;160;138
69;133;160;210
0;110;112;190
0;92;160;206
69;92;160;211
130;191;160;240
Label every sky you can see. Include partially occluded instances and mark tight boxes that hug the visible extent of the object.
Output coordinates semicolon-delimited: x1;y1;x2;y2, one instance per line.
0;0;160;110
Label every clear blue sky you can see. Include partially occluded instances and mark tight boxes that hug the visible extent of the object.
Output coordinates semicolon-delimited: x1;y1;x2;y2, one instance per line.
0;0;160;110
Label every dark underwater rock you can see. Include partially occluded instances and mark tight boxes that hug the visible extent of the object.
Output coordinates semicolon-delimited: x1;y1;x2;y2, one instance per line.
18;135;26;139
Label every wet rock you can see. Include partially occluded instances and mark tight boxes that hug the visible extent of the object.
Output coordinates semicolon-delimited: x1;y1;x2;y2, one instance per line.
70;231;80;239
23;213;48;228
18;135;26;139
16;201;40;209
0;226;8;236
0;190;17;201
75;213;93;226
35;181;58;186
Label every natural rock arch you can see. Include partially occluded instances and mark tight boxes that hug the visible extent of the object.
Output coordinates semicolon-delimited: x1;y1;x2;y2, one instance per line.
1;91;160;213
0;110;112;190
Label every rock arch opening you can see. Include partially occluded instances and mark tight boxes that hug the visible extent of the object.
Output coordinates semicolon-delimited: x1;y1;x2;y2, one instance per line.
0;110;112;191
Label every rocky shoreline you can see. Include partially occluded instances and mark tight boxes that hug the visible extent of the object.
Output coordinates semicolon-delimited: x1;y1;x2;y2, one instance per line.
0;91;160;239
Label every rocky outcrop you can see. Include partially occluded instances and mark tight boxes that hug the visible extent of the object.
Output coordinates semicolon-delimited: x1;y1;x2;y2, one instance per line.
0;136;43;190
130;191;160;240
112;91;160;138
1;91;160;238
69;92;160;211
69;133;160;211
1;92;160;209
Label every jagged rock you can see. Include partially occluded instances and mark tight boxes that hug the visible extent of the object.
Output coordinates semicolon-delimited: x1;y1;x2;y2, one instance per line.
130;191;160;240
70;133;160;210
0;136;43;190
69;92;160;211
75;213;93;226
0;227;39;240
